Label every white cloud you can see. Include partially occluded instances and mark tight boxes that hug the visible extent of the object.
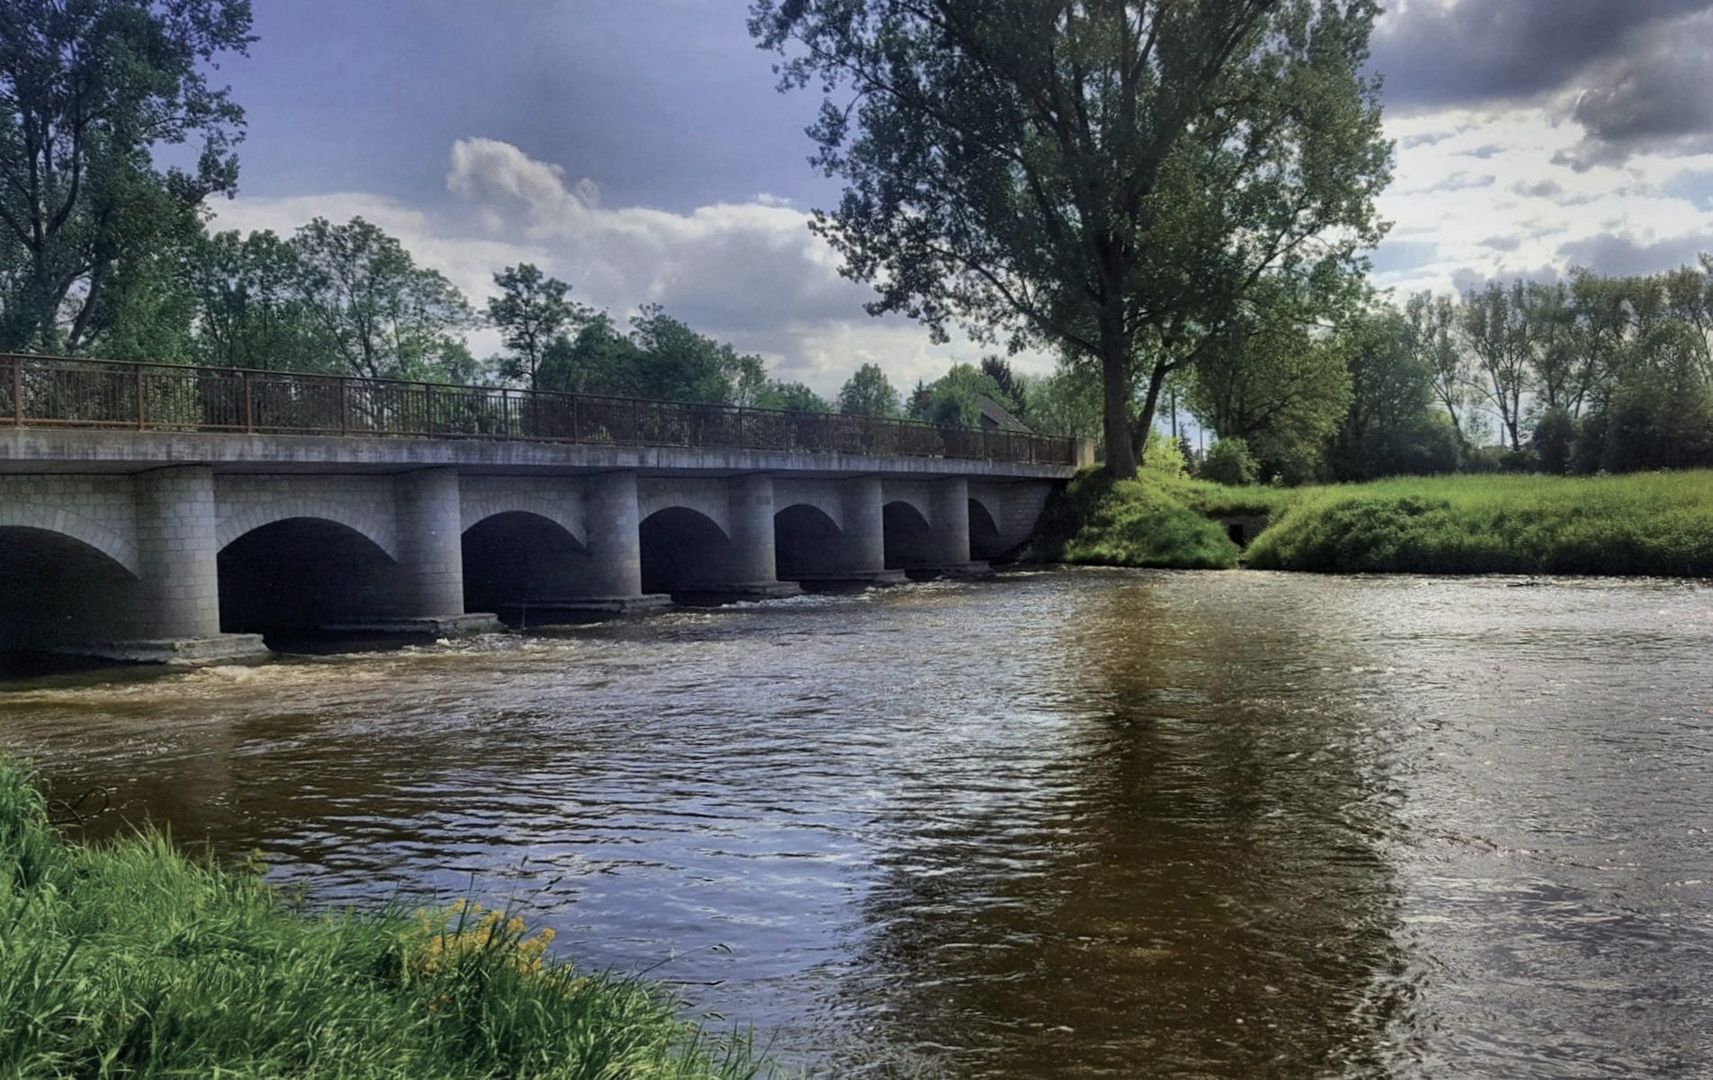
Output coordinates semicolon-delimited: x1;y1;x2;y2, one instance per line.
216;138;1047;395
1369;106;1713;296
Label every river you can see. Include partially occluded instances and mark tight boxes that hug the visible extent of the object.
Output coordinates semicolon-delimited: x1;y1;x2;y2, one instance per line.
1;570;1709;1077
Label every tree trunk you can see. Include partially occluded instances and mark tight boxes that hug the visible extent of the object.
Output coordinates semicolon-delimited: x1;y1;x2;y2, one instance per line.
1127;360;1171;472
1101;349;1136;478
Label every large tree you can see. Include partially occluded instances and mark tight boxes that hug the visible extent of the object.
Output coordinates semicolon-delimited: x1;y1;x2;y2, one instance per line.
188;228;329;371
837;361;902;416
287;217;476;382
1186;278;1351;482
487;262;586;388
751;0;1390;476
0;0;253;352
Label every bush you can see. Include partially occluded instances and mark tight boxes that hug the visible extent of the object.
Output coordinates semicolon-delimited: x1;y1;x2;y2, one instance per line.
1200;438;1260;486
1532;408;1576;475
1028;470;1239;569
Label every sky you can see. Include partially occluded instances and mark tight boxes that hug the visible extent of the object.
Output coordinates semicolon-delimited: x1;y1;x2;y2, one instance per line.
207;1;1713;394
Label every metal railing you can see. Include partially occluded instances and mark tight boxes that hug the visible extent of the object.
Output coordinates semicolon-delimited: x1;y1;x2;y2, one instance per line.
0;354;1076;466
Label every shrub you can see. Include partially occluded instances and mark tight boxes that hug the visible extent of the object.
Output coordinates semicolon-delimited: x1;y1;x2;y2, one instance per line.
1532;408;1576;475
1200;438;1260;486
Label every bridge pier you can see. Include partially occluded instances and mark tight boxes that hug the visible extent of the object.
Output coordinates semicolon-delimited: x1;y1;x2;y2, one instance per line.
776;476;905;588
82;467;267;664
322;468;499;635
497;471;670;621
674;474;802;603
887;477;988;579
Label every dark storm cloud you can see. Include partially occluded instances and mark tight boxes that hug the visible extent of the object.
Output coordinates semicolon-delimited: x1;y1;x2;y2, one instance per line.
1373;1;1713;166
1371;0;1712;108
1558;231;1713;275
1553;13;1713;169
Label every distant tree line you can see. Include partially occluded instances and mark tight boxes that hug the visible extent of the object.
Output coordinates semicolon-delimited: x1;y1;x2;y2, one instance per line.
1020;257;1713;484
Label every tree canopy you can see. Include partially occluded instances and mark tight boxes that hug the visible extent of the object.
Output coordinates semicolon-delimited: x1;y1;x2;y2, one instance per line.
837;362;902;417
0;0;253;352
751;0;1391;476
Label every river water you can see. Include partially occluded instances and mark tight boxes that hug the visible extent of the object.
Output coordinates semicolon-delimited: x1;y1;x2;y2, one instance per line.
1;570;1709;1077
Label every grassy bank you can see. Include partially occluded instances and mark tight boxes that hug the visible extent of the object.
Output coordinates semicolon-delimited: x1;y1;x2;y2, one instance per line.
1036;469;1713;576
0;759;768;1079
1246;471;1713;575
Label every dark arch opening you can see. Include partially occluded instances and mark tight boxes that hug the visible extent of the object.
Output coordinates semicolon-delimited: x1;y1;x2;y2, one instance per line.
969;499;1006;562
773;504;844;580
883;500;935;570
639;507;732;595
462;512;587;620
0;526;139;656
218;518;397;636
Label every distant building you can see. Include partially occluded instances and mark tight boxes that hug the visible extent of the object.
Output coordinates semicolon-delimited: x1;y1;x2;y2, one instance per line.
973;394;1030;432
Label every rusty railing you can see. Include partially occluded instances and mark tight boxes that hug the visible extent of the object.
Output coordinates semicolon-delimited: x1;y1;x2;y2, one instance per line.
0;354;1075;465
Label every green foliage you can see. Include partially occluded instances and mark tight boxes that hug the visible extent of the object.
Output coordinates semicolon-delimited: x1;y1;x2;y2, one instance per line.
289;218;478;381
1328;308;1462;480
0;757;768;1079
1200;438;1260;487
1029;470;1239;570
753;380;831;412
1187;277;1356;483
906;363;1020;426
836;362;901;417
488;264;587;388
1531;407;1576;475
1023;363;1104;440
1245;472;1713;576
1582;369;1713;473
752;0;1392;475
189;229;334;372
1141;428;1188;478
0;0;254;353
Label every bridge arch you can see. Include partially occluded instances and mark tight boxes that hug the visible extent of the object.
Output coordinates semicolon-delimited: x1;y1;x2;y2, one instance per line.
216;498;396;561
217;517;399;635
0;505;138;577
883;500;935;570
0;525;143;651
460;498;584;548
639;506;734;595
637;485;730;537
774;503;845;579
968;497;1006;561
461;511;589;616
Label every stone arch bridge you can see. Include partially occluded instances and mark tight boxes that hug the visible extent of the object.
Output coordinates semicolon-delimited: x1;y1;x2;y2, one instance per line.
0;356;1086;662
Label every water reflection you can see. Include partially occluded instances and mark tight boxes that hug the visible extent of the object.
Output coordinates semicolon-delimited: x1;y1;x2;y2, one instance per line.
840;576;1411;1077
1;571;1709;1077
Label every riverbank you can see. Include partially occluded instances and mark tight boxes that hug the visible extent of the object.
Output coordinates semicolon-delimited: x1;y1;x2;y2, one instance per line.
0;759;766;1079
1033;469;1713;576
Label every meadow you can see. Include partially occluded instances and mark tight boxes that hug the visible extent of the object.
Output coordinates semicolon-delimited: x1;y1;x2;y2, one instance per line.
1034;469;1713;577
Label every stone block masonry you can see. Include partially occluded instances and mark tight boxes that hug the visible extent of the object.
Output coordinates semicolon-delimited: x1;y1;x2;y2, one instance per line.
0;428;1069;661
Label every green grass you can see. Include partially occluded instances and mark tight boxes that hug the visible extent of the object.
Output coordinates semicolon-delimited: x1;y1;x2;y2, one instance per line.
1245;471;1713;576
1028;470;1243;569
1036;468;1713;577
0;758;772;1079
